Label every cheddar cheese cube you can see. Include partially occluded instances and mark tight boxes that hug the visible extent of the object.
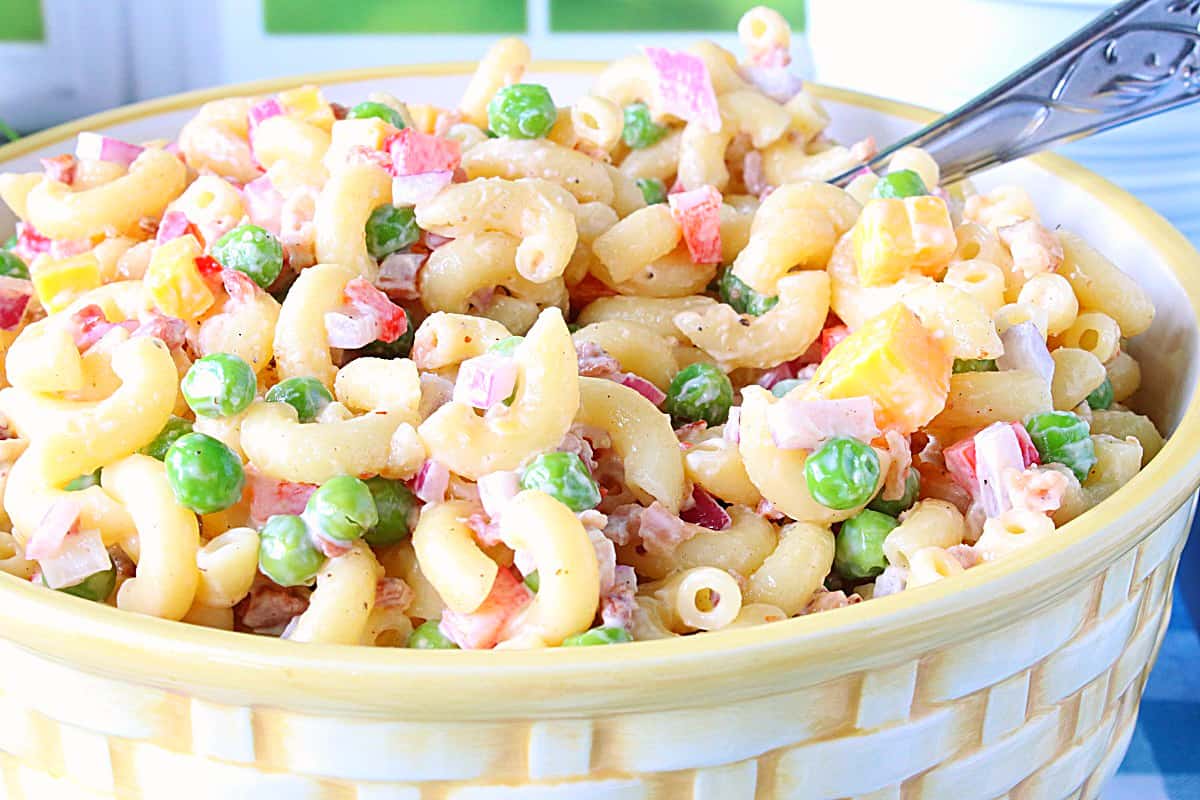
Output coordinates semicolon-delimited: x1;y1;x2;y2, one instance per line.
277;85;335;132
852;196;956;287
807;304;952;433
145;234;214;321
32;252;102;314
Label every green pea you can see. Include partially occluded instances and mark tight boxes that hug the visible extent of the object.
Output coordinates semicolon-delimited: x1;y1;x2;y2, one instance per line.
868;469;920;517
1025;411;1096;482
523;570;540;593
363;477;417;546
562;625;633;646
0;250;29;280
636;177;667;205
718;268;779;316
622;102;667;149
770;379;805;399
347;100;406;129
181;353;257;418
140;416;194;461
805;436;881;510
520;451;602;512
489;335;524;356
664;362;734;426
45;565;117;603
165;433;246;514
365;205;420;260
872;169;929;199
1086;377;1114;410
487;83;557;139
357;308;415;359
952;358;998;374
65;469;101;491
304;475;379;543
258;514;324;587
265;377;333;423
835;509;898;580
211;224;284;289
408;619;459;649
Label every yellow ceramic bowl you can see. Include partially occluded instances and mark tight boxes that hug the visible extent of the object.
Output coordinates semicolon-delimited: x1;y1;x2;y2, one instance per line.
1;65;1199;800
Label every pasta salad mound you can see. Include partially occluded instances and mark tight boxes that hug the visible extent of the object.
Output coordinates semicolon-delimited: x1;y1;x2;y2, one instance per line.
0;6;1162;649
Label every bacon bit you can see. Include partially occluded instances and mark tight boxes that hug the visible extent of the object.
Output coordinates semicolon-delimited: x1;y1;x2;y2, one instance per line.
668;185;723;265
820;324;850;360
26;500;82;561
13;222;50;262
344;277;408;343
575;341;622;379
558;426;600;473
569;274;618;311
998;220;1063;279
756;498;786;520
375;577;413;611
804;589;860;614
466;511;503;547
947;544;981;570
67;305;137;351
247;470;317;526
423;231;453;249
679;485;731;531
386;128;462;176
331;102;349;120
156;209;195;245
237;579;310;631
219;268;259;306
377;252;425;300
313;534;353;559
438;567;533;649
588;528;618;595
644;47;721;132
602;504;642;547
40;154;77;185
1003;466;1068;514
639;501;698;557
132;313;188;349
0;277;33;331
600;564;638;630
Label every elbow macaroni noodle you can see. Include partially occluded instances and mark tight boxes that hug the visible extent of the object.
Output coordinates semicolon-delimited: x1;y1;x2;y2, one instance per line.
0;11;1166;649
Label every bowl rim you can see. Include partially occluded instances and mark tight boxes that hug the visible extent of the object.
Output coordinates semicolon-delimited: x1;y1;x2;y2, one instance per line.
2;62;1199;719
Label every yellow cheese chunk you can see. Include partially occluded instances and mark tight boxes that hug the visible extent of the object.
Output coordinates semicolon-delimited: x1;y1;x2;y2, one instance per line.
852;196;956;287
32;252;102;313
144;234;214;321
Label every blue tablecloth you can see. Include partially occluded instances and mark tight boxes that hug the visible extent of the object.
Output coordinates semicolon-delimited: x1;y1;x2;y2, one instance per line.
1109;534;1200;799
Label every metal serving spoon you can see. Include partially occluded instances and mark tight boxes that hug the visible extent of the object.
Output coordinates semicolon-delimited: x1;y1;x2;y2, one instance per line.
830;0;1200;187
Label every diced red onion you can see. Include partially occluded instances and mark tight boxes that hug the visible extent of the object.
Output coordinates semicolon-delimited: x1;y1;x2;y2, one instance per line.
618;373;666;406
156;209;192;244
756;362;795;389
454;353;519;409
679;486;731;531
996;321;1054;385
478;470;520;518
324;311;380;350
26;500;82;561
767;395;879;451
39;529;111;591
741;65;805;102
973;422;1025;518
241;175;284;236
248;98;284;131
377;252;426;300
639;502;692;557
392;171;453;206
724;407;740;444
414;459;450;504
0;276;33;331
75;132;144;167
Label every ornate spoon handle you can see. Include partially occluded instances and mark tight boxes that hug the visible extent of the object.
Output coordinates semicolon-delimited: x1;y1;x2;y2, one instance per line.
831;0;1200;186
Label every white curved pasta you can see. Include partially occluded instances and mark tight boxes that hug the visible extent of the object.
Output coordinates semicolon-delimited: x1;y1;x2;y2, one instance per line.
458;38;531;128
313;163;392;281
462;139;614;205
195;528;260;608
412;500;499;614
273;262;355;387
654;566;743;631
289;543;382;645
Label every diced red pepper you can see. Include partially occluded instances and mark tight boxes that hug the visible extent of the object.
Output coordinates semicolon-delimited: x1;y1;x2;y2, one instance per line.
0;277;34;331
344;277;408;343
820;324;850;360
668;185;722;265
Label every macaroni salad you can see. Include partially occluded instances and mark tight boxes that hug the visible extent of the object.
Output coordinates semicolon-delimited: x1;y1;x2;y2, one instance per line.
0;7;1163;649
